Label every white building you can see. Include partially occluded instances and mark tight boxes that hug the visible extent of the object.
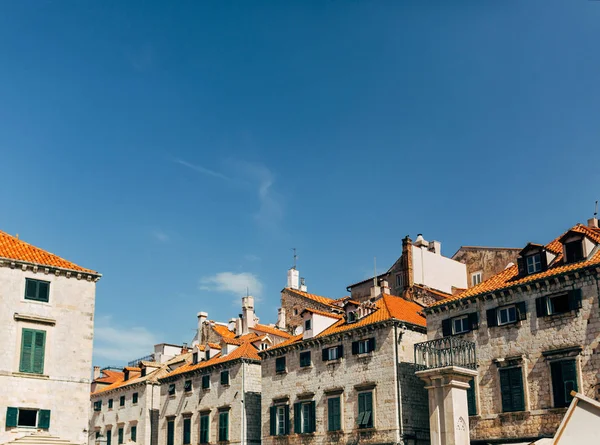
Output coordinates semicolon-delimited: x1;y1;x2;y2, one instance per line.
0;230;100;444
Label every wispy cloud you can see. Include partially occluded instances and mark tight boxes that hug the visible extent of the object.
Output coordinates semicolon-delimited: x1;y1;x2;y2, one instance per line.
151;230;170;243
199;271;264;299
244;254;261;262
174;158;230;181
93;315;158;363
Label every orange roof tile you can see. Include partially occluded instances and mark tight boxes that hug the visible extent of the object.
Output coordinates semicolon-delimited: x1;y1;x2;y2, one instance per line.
251;324;293;338
212;324;236;339
207;342;222;350
429;224;600;308
283;288;337;307
0;230;97;274
94;369;123;384
412;284;453;300
300;308;343;319
221;333;260;346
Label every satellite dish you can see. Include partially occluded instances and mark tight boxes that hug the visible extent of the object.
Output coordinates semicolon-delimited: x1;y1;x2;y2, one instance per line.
294;326;304;335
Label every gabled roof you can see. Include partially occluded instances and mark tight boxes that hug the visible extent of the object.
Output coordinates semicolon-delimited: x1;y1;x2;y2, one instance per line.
0;230;97;274
251;324;292;339
282;287;338;307
212;324;236;339
300;308;343;319
94;369;124;384
429;224;600;309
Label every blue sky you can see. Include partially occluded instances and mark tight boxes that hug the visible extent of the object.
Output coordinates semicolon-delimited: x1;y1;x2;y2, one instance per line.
1;1;599;366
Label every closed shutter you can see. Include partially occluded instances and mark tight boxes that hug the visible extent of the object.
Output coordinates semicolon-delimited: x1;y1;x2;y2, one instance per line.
517;257;526;276
32;331;46;374
337;345;343;358
6;407;18;427
368;338;375;352
510;368;525;411
38;281;49;301
568;289;583;311
516;302;527;321
467;379;477;416
308;401;316;433
536;296;549;317
562;360;578;405
499;369;513;412
131;426;137;442
293;403;301;433
118;428;123;445
540;251;548;270
38;410;51;429
26;279;38;299
328;397;340;431
183;418;191;444
322;348;329;362
167;421;174;445
468;313;479;330
442;318;452;336
486;309;498;328
269;406;276;436
284;405;290;435
20;329;34;372
200;415;209;443
351;341;359;355
107;430;112;445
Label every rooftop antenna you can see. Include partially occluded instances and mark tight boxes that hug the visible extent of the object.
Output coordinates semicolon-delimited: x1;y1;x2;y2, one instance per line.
292;247;297;270
595;200;598;218
373;257;377;287
246;286;249;297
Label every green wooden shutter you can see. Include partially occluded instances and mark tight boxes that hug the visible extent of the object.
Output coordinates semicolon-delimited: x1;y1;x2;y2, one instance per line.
559;360;578;406
26;279;37;299
183;418;191;444
38;281;49;301
284;405;290;435
516;302;527;321
468;313;479;330
293;403;301;433
568;289;583;311
510;368;525;412
486;309;498;328
118;428;123;444
200;415;209;443
442;318;452;336
131;425;137;442
167;421;174;445
32;330;46;374
269;406;276;436
499;369;512;412
38;409;51;428
467;379;477;416
308;401;316;433
327;399;334;431
107;430;112;445
6;407;18;427
20;329;34;372
551;361;565;407
365;392;373;427
536;296;548;317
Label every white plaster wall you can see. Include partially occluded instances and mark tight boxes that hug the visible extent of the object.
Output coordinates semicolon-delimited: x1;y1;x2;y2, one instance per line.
555;400;600;444
412;246;467;293
0;266;97;445
302;314;337;340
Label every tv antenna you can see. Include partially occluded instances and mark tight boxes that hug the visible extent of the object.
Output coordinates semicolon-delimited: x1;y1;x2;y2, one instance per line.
595;200;598;218
291;248;298;269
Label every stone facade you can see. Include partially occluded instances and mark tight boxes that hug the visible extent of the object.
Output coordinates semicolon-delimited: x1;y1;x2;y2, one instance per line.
280;288;338;334
0;261;99;445
159;359;262;445
451;247;520;288
425;268;600;442
259;322;430;445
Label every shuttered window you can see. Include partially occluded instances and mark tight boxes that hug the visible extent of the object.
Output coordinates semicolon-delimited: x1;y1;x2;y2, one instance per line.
200;414;210;444
299;351;311;368
132;393;138;404
131;425;137;442
183;417;191;444
328;397;341;431
322;345;343;361
118;427;124;444
551;360;578;408
357;392;373;428
168;384;176;396
270;405;289;436
120;395;125;406
184;380;192;392
24;278;50;302
276;357;286;373
352;338;376;355
220;370;229;386
218;411;229;442
499;367;525;412
108;399;113;409
537;290;582;317
293;401;315;434
467;378;477;416
202;374;210;389
107;430;112;445
167;420;175;445
19;329;46;374
94;401;102;411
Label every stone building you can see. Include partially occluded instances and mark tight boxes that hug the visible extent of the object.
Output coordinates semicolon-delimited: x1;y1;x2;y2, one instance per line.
259;286;430;445
89;348;189;445
423;219;600;443
0;230;100;445
451;246;520;288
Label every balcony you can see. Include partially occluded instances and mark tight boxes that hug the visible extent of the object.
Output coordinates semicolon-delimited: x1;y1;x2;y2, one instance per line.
414;337;477;371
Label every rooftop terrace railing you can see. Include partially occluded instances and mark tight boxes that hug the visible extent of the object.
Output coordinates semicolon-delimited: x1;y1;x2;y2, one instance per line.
414;337;477;371
127;354;155;367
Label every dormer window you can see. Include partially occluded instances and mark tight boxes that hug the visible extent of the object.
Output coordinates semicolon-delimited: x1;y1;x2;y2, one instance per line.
526;254;542;274
304;319;312;331
565;240;584;263
347;311;357;323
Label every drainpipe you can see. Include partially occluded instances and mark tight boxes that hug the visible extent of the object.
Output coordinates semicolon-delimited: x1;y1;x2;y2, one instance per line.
394;325;405;444
241;360;246;445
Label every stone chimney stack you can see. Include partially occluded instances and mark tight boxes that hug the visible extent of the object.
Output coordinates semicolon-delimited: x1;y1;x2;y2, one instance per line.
287;267;300;290
300;277;307;292
276;307;286;330
93;366;101;380
380;279;390;295
242;296;255;334
588;217;599;229
235;315;243;336
228;318;236;332
197;312;208;344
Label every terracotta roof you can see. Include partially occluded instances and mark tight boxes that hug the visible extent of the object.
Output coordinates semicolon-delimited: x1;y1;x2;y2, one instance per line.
94;369;123;384
283;288;337;307
0;230;97;274
162;342;261;379
300;308;343;319
221;333;260;346
207;342;222;350
430;224;600;308
124;367;141;372
212;324;236;339
251;324;293;338
267;294;425;352
346;274;387;289
412;284;453;300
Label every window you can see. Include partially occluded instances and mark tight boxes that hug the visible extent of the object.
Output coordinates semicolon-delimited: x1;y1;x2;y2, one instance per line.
270;405;289;436
120;395;126;406
94;401;102;412
347;311;357;323
276;357;286;373
218;411;229;442
467;378;477;416
322;345;343;362
131;425;137;442
352;338;375;355
294;308;298;316
183;417;191;444
487;303;526;328
396;274;404;288
498;305;517;325
565;241;584;263
192;352;198;364
19;328;46;374
118;427;124;445
294;401;315;434
205;350;210;360
166;420;175;445
453;316;470;334
537;290;582;317
108;399;113;409
96;431;101;440
107;429;112;445
168;384;176;396
5;408;49;428
499;367;525;412
442;313;479;336
200;413;210;444
220;370;229;386
551;360;578;408
184;380;192;392
304;318;312;331
526;254;542;274
202;374;210;389
357;392;373;429
299;351;311;368
132;393;138;404
327;397;341;432
471;271;482;286
24;278;50;302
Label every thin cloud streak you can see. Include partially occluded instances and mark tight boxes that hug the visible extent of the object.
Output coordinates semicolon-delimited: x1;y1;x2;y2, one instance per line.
174;158;230;181
94;315;158;363
151;230;170;243
199;271;264;299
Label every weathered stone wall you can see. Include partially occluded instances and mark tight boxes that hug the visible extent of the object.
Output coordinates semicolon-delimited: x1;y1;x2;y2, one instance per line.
0;265;97;445
452;247;520;287
280;290;336;334
160;360;262;445
260;324;430;445
426;272;600;442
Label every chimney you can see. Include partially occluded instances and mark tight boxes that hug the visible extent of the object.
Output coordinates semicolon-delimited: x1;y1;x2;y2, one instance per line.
287;268;300;290
93;366;101;380
300;277;307;292
380;279;390;295
414;233;428;248
228;318;236;332
242;296;255;334
401;236;414;298
588;217;599;229
276;307;286;330
235;315;243;336
370;283;381;300
197;312;208;344
428;240;441;255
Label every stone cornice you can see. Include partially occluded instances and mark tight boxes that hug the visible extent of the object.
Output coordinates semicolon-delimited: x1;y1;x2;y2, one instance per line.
158;357;260;383
14;313;56;326
0;258;101;281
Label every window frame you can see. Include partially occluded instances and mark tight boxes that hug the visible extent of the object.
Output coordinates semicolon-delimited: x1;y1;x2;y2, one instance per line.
119;395;126;407
275;356;287;374
526;253;542;274
548;293;571;316
24;278;50;303
357;391;374;429
108;399;113;410
453;315;470;334
471;271;482;287
295;401;315;434
183;416;192;445
565;240;584;263
201;374;210;390
304;318;312;331
166;419;175;445
168;384;176;396
276;405;287;436
19;328;46;374
327;396;342;432
184;380;192;393
497;305;517;326
218;410;229;442
550;359;579;408
131;425;137;442
93;401;102;412
299;351;311;368
132;393;138;404
499;367;525;413
199;413;210;444
118;427;124;445
220;370;230;386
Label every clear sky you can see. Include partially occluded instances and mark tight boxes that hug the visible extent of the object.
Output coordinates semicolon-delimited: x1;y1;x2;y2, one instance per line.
1;1;599;366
